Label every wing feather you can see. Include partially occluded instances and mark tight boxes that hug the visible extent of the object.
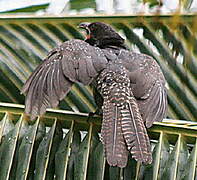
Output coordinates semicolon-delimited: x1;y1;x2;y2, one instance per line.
37;66;51;114
138;82;168;128
53;60;61;98
21;62;46;94
117;50;167;128
27;65;51;119
47;63;59;108
22;39;108;120
60;40;108;85
25;65;49;114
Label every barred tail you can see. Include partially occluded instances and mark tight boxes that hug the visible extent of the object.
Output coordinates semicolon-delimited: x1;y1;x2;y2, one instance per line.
101;101;128;168
120;96;152;164
97;64;152;167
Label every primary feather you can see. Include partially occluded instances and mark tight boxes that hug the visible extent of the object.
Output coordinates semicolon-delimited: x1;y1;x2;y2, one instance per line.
21;39;108;119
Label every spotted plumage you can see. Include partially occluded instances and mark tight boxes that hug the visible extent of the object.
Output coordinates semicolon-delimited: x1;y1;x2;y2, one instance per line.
22;22;167;167
96;63;152;166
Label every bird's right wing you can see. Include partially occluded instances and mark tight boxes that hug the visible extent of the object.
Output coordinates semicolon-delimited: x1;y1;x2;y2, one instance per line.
118;50;168;128
21;39;108;120
97;63;152;167
137;81;168;128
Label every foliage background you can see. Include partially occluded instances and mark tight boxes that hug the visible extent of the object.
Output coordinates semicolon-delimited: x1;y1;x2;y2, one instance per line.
0;1;196;179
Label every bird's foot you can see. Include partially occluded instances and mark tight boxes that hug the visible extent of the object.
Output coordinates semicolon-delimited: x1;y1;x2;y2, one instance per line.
86;111;96;123
86;109;103;123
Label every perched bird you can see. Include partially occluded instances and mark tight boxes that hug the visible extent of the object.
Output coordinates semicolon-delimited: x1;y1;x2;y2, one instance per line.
21;22;167;168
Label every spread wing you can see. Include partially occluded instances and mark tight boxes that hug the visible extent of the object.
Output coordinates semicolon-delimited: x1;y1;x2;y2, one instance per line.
21;39;108;120
118;50;168;128
137;81;168;128
97;64;152;167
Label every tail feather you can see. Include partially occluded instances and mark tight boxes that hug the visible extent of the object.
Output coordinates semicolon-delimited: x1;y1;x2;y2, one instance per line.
120;97;152;163
101;101;128;168
97;64;152;167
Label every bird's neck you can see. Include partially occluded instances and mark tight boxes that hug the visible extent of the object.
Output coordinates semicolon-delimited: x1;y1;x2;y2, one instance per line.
98;38;127;49
85;37;127;50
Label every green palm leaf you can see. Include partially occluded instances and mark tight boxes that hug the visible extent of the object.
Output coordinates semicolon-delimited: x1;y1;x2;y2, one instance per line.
0;15;196;179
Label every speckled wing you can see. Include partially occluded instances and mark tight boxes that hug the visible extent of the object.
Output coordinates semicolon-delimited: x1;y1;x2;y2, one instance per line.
21;39;108;120
97;63;152;167
117;50;168;128
137;80;168;128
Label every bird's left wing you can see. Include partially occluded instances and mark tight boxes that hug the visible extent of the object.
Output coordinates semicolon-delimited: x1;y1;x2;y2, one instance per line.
21;39;108;120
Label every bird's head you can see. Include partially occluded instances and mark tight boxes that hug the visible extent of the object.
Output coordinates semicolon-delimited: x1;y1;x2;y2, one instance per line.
78;22;125;48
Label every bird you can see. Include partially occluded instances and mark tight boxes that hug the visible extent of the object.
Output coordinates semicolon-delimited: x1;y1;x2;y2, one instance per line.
21;22;167;168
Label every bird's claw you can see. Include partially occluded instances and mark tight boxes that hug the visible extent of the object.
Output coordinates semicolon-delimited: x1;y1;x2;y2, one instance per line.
86;111;96;123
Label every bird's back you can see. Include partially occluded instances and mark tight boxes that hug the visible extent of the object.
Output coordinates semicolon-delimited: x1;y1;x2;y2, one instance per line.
100;47;168;128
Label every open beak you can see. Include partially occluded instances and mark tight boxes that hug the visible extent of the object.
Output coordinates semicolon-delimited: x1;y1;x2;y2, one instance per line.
78;22;91;39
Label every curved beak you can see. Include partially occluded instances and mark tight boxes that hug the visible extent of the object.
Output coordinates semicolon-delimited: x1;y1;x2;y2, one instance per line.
78;22;91;29
78;22;91;40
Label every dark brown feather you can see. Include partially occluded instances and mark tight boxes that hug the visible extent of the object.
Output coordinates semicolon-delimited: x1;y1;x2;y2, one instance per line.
110;50;168;127
101;101;128;167
97;63;152;167
22;22;167;168
60;40;108;85
120;97;152;163
21;39;108;120
137;81;168;128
